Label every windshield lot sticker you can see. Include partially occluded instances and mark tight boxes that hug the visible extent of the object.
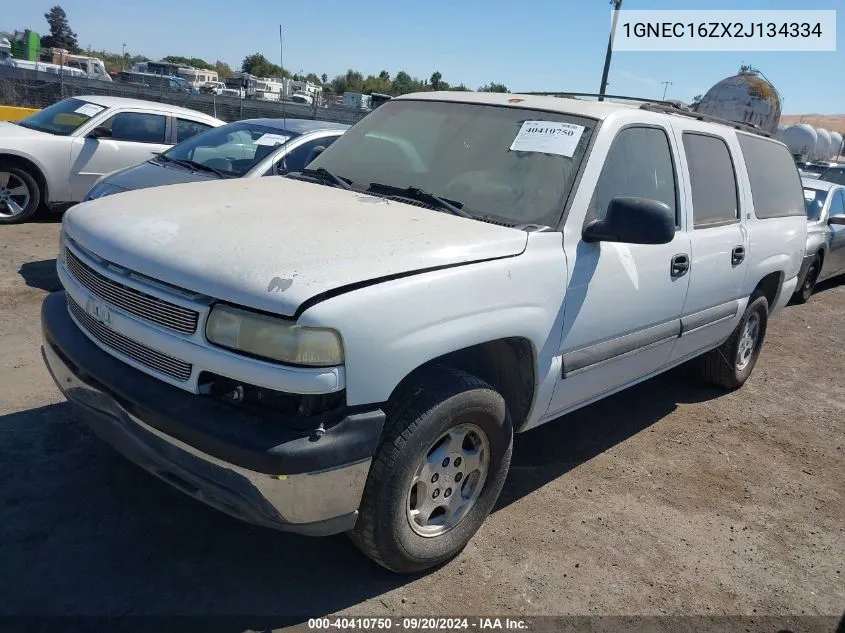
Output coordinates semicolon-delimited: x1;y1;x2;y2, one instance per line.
509;121;585;157
74;103;105;117
255;133;291;146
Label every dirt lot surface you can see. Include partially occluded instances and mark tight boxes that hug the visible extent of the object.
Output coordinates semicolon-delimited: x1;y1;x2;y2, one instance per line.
1;219;843;627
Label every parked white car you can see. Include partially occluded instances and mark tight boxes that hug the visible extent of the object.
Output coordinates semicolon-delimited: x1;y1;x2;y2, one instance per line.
0;95;224;223
42;92;806;573
83;118;349;201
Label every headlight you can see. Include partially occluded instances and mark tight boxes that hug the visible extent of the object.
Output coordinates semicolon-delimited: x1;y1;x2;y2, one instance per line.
84;181;126;201
206;304;344;367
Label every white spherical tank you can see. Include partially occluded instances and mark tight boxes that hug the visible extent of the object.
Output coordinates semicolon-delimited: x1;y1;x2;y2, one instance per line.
814;128;831;161
780;124;817;158
829;132;843;160
694;66;781;134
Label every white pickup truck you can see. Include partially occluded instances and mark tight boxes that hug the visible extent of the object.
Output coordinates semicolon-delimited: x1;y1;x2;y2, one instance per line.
41;92;807;573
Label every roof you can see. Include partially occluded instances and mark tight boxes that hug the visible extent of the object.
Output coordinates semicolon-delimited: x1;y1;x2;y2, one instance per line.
802;177;842;191
73;95;223;123
395;90;641;120
236;118;350;133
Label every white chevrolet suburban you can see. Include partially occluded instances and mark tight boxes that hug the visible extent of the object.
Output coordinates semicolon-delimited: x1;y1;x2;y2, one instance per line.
41;92;807;573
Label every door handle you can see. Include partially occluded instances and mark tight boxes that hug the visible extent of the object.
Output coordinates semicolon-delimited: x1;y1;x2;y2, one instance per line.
671;254;689;278
731;245;745;266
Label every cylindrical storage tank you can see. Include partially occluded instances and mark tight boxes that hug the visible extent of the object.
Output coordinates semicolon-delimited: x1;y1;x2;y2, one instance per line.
780;124;817;159
694;66;781;134
814;128;831;162
829;132;843;160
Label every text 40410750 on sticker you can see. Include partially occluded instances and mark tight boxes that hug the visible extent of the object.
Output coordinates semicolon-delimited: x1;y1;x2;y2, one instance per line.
509;120;585;157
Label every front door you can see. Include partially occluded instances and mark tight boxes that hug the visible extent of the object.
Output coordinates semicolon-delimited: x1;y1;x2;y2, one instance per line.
668;129;749;363
825;189;845;275
69;110;171;201
546;124;691;417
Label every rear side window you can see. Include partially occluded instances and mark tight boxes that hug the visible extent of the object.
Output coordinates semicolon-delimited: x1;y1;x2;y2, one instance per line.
737;134;805;219
683;133;739;228
589;126;677;224
176;119;213;143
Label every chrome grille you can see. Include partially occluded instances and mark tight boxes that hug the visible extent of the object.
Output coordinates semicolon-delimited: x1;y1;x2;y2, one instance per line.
65;248;199;335
68;296;193;382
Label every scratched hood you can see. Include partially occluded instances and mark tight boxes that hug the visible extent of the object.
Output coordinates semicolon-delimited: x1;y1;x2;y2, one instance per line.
63;177;528;316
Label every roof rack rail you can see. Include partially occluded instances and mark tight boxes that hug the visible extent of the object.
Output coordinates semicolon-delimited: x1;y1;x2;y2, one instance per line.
524;92;686;108
524;91;773;138
638;103;772;137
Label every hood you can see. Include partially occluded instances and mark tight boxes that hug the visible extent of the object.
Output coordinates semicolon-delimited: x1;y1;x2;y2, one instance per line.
64;177;528;316
0;120;54;142
101;159;218;192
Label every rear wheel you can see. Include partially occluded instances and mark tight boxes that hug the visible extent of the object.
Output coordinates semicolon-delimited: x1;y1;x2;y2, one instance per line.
792;255;820;304
349;367;512;574
699;291;768;390
0;163;41;224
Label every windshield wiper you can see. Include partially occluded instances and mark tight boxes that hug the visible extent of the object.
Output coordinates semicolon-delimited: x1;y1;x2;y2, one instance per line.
295;167;352;190
157;155;231;179
368;182;472;218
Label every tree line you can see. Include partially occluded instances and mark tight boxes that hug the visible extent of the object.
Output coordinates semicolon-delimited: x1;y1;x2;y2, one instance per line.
32;6;509;94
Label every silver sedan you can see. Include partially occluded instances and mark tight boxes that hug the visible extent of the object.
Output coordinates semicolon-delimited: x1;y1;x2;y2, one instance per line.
793;177;845;303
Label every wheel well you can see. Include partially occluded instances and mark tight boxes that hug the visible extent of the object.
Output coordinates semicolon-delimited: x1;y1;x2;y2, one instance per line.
390;338;536;431
0;153;49;205
754;272;782;312
816;249;825;269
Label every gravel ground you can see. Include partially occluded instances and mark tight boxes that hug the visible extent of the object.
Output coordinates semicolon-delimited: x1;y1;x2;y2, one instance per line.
1;218;843;627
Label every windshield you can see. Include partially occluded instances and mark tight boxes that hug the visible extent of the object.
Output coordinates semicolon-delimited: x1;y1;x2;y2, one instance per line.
18;97;105;136
308;99;595;226
820;168;845;186
803;188;828;221
162;121;299;177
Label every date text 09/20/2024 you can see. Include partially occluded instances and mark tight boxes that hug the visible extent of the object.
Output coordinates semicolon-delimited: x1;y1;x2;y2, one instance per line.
307;617;528;630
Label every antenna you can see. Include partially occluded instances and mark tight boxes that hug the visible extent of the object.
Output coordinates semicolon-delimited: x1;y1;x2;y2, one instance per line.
280;25;286;122
598;0;623;101
661;81;672;100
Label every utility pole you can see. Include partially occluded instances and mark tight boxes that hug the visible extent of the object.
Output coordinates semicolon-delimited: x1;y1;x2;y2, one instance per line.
598;0;623;101
122;43;126;70
661;80;672;100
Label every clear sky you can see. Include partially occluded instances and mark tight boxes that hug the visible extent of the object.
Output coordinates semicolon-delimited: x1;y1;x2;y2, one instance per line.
5;0;843;114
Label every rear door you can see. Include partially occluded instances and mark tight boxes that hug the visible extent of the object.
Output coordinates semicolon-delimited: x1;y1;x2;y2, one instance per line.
69;109;171;200
668;127;749;363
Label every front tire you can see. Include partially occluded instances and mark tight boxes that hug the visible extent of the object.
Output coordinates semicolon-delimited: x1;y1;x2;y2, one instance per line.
699;290;768;390
792;255;820;304
0;162;41;224
349;367;513;574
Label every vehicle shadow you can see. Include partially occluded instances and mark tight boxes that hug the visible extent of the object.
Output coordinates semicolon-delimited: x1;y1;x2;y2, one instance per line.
0;365;722;621
812;274;845;296
498;363;723;509
18;259;61;292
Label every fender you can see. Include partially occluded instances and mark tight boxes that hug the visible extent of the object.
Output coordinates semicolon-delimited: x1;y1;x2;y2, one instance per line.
298;233;569;410
0;149;57;204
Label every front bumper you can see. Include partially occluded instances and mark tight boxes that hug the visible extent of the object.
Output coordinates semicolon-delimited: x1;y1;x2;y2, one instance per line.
41;291;385;536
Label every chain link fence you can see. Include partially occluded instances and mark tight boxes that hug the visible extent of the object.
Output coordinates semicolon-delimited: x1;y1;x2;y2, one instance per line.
0;67;368;125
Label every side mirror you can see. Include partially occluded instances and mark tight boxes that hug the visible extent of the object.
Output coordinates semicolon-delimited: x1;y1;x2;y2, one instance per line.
273;158;288;176
583;197;676;245
88;126;112;140
829;213;845;225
